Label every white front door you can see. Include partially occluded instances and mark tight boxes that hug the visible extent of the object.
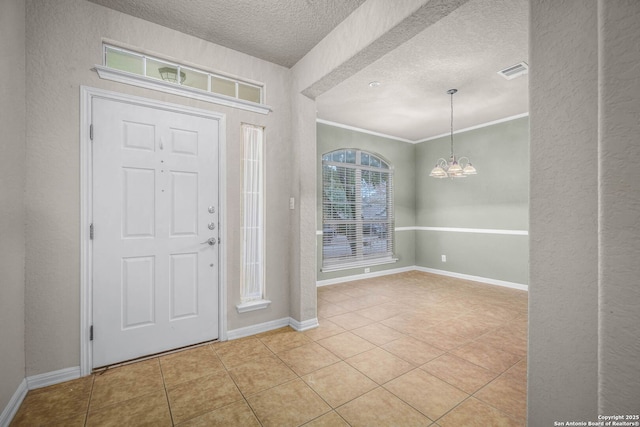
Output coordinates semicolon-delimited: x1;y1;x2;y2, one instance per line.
92;97;219;368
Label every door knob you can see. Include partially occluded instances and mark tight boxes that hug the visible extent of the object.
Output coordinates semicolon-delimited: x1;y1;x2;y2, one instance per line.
200;237;216;246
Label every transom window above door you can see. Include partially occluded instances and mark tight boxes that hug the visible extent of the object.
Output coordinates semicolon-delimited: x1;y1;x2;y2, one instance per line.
321;149;396;271
95;44;271;114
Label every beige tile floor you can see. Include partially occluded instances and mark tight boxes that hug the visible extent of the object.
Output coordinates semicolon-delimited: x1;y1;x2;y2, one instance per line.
11;271;528;426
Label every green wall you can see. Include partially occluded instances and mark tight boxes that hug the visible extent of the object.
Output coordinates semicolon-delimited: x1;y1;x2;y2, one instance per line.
317;116;529;285
415;116;529;285
416;117;529;229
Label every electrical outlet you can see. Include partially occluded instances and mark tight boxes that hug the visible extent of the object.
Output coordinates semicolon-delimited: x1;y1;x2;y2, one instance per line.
441;255;447;262
364;267;370;273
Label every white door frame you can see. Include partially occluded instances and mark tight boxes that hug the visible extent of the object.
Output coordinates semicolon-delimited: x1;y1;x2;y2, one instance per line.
80;86;228;375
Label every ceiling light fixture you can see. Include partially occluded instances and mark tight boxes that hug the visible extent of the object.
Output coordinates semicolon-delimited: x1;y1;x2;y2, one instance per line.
429;89;477;179
368;81;381;88
158;66;186;84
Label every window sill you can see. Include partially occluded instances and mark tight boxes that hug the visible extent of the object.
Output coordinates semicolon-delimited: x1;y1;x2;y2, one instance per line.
321;257;398;273
236;299;272;313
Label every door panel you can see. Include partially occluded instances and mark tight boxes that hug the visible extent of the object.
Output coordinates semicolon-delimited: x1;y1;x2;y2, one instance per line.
171;171;198;235
170;253;199;319
92;98;219;368
122;167;156;238
121;256;155;328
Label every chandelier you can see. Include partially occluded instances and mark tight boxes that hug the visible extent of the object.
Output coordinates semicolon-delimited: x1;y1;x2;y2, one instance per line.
429;89;477;179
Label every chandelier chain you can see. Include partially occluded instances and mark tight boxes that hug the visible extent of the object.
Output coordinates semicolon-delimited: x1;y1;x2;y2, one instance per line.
450;89;454;158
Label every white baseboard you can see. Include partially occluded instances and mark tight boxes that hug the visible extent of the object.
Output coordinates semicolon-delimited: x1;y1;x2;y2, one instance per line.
0;379;27;427
226;317;291;340
317;265;528;291
289;317;319;332
414;266;528;291
316;265;415;287
26;366;81;390
1;366;81;427
226;316;320;340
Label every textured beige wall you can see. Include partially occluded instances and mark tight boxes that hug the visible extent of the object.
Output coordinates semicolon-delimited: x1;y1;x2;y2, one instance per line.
529;0;599;422
0;0;27;411
287;91;317;322
529;0;640;421
598;0;640;413
24;0;292;376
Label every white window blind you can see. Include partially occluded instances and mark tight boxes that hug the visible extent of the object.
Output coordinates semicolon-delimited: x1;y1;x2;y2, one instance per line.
240;124;265;303
322;149;396;271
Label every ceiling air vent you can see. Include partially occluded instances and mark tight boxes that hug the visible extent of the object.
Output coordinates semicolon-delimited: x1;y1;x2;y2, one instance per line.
498;62;529;80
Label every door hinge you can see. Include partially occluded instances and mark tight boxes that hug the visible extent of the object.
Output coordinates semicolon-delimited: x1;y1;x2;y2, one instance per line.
218;237;221;244
90;325;93;341
89;124;94;141
89;223;94;240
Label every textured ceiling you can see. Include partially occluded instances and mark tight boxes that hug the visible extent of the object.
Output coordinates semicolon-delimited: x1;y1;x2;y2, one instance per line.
316;0;529;141
88;0;367;68
87;0;529;141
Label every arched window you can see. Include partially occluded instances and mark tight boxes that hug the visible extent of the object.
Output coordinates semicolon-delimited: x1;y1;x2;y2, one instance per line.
321;149;396;271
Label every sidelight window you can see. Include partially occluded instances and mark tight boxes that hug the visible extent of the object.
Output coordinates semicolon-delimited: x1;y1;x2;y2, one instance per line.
237;124;270;312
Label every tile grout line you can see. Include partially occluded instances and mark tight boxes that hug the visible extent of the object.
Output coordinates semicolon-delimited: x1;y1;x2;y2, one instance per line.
157;355;177;426
468;360;527;423
83;373;96;426
210;342;264;426
269;326;465;424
